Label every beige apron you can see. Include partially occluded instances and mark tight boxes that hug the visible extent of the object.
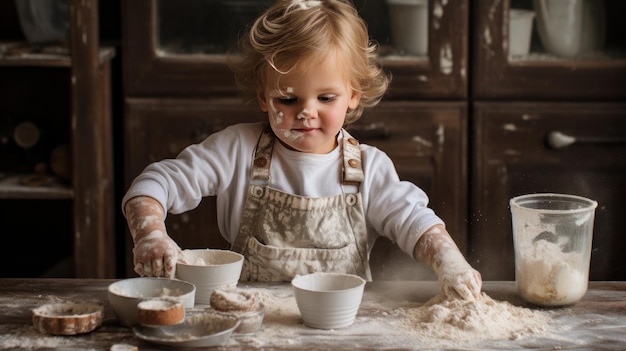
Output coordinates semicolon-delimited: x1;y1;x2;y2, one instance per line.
232;125;371;281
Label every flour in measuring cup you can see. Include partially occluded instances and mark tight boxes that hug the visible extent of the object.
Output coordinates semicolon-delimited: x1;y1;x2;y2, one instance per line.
517;239;587;306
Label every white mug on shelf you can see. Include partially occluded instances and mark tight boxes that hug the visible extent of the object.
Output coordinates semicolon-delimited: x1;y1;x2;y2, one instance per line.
509;9;536;57
533;0;606;58
386;0;428;56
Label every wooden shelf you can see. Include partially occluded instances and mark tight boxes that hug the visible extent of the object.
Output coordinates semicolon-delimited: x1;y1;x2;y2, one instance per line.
0;0;116;278
0;174;73;199
0;42;115;67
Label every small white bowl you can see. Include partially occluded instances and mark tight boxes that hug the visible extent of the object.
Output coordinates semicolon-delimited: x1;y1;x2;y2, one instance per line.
176;249;244;305
291;272;366;329
107;277;195;327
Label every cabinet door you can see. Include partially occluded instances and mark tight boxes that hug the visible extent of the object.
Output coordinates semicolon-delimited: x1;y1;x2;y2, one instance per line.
125;99;467;278
122;0;468;99
471;102;626;280
473;0;626;100
124;98;266;276
352;101;467;280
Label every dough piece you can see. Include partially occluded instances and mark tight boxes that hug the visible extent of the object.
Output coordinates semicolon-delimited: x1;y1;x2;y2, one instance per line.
210;288;257;312
136;298;184;326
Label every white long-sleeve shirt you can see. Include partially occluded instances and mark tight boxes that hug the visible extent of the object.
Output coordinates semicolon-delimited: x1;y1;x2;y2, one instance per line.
122;122;444;258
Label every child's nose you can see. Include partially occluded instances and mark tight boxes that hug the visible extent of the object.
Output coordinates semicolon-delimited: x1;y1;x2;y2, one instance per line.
297;102;318;119
297;108;312;119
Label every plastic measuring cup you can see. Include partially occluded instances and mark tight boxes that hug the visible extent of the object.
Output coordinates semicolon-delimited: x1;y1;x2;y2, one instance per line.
510;193;597;306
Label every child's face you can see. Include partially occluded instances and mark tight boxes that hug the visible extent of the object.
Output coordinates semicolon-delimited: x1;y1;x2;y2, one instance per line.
257;53;360;154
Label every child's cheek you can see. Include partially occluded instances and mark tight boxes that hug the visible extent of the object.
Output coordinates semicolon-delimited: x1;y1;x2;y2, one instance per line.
268;99;283;125
272;111;285;125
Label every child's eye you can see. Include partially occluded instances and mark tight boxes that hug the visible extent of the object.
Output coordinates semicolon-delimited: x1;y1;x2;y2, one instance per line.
319;95;336;103
277;97;297;105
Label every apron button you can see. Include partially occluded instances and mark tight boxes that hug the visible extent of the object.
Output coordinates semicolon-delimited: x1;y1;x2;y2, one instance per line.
347;138;358;146
254;157;268;168
252;186;264;197
346;194;357;206
348;158;360;168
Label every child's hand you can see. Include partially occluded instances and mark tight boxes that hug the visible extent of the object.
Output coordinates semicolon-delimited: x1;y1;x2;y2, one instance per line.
124;196;182;278
438;260;482;300
414;224;483;300
132;230;183;278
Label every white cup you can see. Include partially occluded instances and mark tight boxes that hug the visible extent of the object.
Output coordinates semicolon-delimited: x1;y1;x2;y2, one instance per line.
386;0;428;55
509;9;535;57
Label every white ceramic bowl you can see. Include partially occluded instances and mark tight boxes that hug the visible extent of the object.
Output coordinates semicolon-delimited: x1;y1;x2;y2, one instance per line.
175;249;244;305
107;277;195;327
291;272;366;329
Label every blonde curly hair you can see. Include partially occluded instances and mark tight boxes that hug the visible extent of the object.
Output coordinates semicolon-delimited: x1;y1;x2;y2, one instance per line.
229;0;390;125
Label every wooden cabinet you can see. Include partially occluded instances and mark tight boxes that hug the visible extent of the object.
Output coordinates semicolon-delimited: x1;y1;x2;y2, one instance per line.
355;102;467;280
121;0;626;281
122;99;467;278
123;98;266;276
471;102;626;280
0;0;115;278
122;0;468;99
473;0;626;100
471;0;626;281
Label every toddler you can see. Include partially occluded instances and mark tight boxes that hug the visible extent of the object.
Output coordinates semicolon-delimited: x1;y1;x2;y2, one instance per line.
123;0;482;300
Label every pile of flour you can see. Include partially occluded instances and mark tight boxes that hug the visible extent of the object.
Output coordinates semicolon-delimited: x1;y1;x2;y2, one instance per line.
386;293;552;345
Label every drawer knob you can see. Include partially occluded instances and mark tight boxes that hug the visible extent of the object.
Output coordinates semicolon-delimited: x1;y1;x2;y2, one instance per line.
546;131;626;149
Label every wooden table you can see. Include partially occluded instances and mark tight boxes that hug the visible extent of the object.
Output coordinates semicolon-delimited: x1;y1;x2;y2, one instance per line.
0;279;625;350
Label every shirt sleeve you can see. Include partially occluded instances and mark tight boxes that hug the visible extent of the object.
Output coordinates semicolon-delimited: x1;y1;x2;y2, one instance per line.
360;145;445;258
122;123;261;217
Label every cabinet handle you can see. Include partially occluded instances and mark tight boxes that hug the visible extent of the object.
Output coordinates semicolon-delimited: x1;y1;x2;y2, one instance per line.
545;131;626;149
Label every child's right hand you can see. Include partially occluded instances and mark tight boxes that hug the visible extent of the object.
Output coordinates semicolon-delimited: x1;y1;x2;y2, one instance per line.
124;196;183;278
132;230;183;278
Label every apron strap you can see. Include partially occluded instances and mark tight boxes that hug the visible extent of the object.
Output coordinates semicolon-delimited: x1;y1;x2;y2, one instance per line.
250;125;275;184
250;125;364;186
341;129;364;185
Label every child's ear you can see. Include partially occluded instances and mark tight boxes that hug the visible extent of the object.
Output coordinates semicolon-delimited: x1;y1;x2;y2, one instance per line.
348;91;361;110
257;90;269;112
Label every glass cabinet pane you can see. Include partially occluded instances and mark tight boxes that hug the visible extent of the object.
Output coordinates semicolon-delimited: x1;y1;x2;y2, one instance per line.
356;0;429;59
157;0;269;55
507;0;625;62
474;0;626;99
156;0;430;59
125;0;465;98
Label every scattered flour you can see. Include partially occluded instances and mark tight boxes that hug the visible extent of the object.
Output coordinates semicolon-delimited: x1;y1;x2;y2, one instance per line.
242;286;553;349
0;325;77;349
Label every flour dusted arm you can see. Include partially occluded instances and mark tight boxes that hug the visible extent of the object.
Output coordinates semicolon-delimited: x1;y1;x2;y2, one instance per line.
360;145;481;300
414;224;482;300
124;196;185;278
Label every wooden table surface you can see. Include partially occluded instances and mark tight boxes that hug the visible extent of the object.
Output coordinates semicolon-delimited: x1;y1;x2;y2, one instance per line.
0;278;625;350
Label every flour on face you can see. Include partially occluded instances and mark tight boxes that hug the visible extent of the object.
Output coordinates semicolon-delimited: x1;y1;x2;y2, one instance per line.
268;86;305;142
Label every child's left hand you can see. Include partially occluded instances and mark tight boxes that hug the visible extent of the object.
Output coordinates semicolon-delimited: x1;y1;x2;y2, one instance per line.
414;224;483;300
437;259;482;300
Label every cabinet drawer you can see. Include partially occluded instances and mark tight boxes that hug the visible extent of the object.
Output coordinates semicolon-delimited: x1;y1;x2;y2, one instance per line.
354;101;468;280
124;98;266;276
472;102;626;280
